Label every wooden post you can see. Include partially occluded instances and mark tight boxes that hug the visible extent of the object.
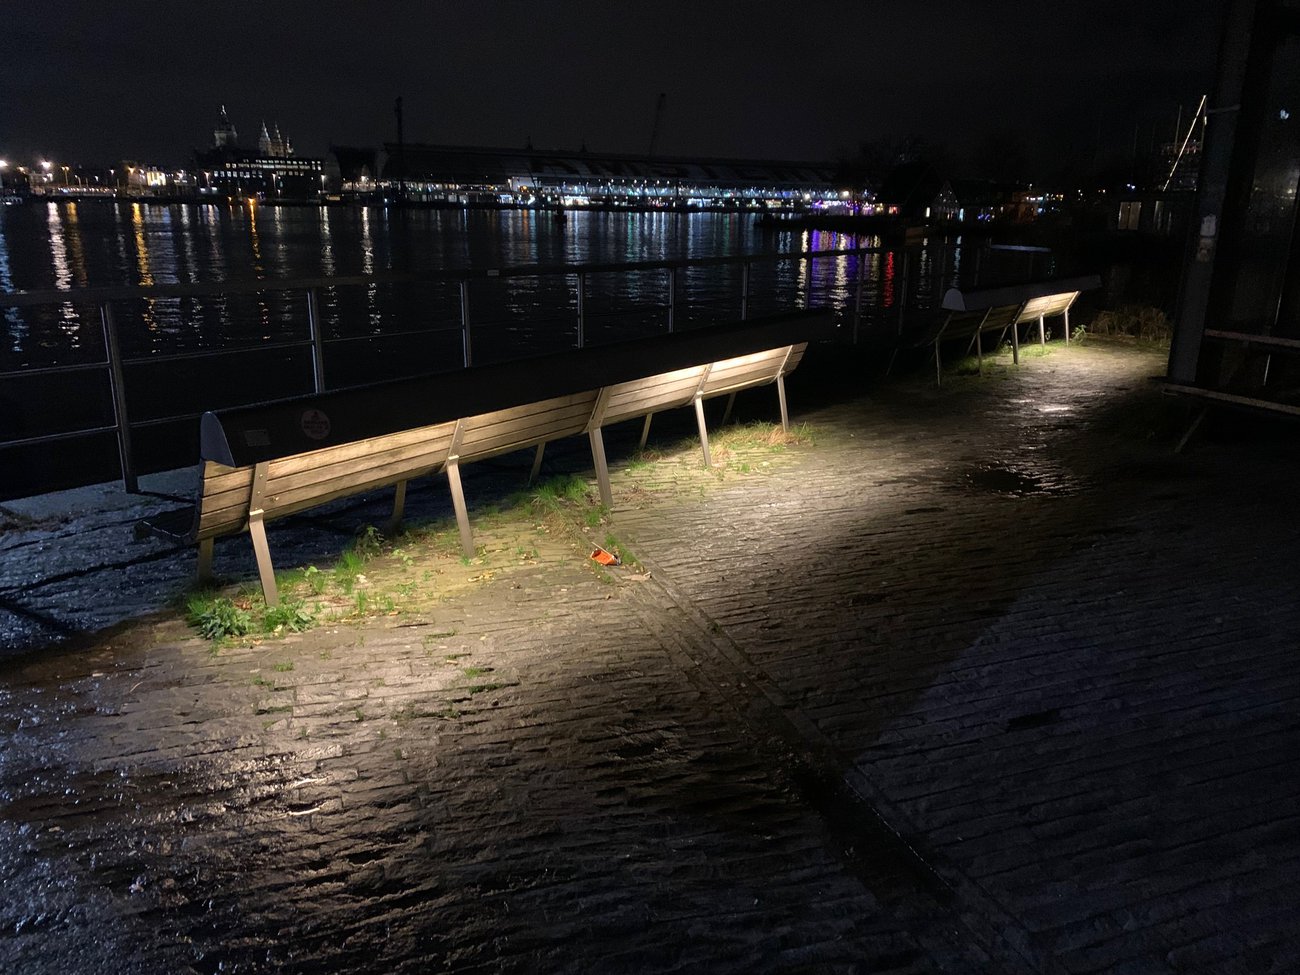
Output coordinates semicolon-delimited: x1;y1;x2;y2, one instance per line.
387;480;407;534
589;429;613;509
1038;314;1046;348
197;537;214;587
445;459;475;559
694;396;713;467
247;462;278;606
529;443;546;484
639;413;654;450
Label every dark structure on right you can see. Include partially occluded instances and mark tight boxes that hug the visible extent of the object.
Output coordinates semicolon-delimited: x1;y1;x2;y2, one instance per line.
1168;0;1300;422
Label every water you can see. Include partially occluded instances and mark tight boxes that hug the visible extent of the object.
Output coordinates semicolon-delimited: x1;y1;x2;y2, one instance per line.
0;201;974;371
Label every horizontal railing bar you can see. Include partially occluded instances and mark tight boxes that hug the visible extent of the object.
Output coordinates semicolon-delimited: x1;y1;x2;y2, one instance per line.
324;326;468;345
1;424;120;450
0;360;108;380
0;247;884;308
121;339;313;367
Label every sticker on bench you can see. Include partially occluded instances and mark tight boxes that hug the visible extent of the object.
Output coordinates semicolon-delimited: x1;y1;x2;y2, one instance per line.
301;409;331;440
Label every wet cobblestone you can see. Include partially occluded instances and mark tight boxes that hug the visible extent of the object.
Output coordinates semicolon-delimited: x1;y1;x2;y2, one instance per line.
2;339;1298;972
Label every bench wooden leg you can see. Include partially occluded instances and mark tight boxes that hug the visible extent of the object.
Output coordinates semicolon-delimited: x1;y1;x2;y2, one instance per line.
694;396;713;467
934;341;942;387
248;512;279;607
1038;314;1046;348
720;392;737;426
529;443;546;484
1064;307;1071;345
386;479;407;535
638;413;654;451
776;374;790;432
197;537;214;587
1010;321;1021;365
975;329;983;375
445;458;476;559
589;428;613;509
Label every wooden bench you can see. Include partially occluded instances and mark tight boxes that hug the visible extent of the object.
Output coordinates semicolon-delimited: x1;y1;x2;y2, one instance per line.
927;276;1100;384
140;311;827;605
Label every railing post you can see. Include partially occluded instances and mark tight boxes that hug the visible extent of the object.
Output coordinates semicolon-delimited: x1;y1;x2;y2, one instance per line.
100;301;138;493
306;287;326;393
459;278;472;367
853;251;865;345
740;261;751;321
576;270;586;348
897;250;910;335
666;267;677;333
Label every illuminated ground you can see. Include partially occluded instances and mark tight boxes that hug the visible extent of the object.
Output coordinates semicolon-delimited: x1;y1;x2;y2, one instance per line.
2;339;1298;973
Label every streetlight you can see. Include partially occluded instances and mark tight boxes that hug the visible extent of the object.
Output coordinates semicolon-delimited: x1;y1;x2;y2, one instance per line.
40;160;52;183
61;165;69;186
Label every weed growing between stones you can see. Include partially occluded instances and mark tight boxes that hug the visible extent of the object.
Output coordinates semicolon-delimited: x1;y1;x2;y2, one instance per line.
186;595;252;641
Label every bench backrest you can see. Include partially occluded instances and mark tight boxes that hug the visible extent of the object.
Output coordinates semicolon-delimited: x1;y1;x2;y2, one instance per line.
195;340;808;537
1015;290;1079;324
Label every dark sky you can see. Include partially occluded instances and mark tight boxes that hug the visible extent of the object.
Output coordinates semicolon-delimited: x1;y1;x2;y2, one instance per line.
2;0;1226;178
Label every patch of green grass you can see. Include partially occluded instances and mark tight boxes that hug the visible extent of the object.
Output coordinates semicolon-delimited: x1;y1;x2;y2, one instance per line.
530;473;590;511
335;549;365;594
263;600;315;634
187;595;252;641
461;666;488;679
468;683;503;695
273;661;295;673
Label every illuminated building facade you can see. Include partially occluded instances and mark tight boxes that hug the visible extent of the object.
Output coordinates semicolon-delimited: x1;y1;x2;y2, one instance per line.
194;106;324;201
369;143;849;210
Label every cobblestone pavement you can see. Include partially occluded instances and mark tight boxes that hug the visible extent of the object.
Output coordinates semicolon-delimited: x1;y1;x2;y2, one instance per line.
2;340;1298;973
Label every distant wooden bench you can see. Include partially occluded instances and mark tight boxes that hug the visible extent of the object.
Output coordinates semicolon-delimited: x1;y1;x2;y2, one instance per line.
927;276;1101;385
139;311;826;605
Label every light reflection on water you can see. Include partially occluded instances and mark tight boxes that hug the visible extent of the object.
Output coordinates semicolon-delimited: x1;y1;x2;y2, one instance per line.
0;202;993;371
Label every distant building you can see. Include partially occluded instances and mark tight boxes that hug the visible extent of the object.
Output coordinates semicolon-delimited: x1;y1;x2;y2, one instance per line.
194;106;324;201
360;142;848;209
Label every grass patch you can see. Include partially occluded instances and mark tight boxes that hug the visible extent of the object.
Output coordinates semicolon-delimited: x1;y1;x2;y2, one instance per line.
263;600;315;634
187;595;252;641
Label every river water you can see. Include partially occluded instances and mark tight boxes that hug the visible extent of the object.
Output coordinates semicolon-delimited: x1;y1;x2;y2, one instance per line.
0;201;992;370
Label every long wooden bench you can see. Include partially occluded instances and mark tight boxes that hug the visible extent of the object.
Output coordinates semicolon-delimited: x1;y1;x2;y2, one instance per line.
141;311;828;605
927;276;1100;385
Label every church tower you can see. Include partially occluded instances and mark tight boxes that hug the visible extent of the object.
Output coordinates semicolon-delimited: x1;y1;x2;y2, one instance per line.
213;105;237;149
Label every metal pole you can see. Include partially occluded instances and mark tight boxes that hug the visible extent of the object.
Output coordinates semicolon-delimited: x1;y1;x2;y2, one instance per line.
853;251;865;344
667;267;677;333
100;301;138;493
459;278;472;366
740;261;750;321
897;250;910;334
306;287;326;393
576;271;586;348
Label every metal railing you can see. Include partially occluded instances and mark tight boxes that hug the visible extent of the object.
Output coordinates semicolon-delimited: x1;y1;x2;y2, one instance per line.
0;246;899;495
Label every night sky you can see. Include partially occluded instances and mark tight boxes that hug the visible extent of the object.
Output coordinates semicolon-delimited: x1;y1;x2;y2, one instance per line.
3;0;1226;178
